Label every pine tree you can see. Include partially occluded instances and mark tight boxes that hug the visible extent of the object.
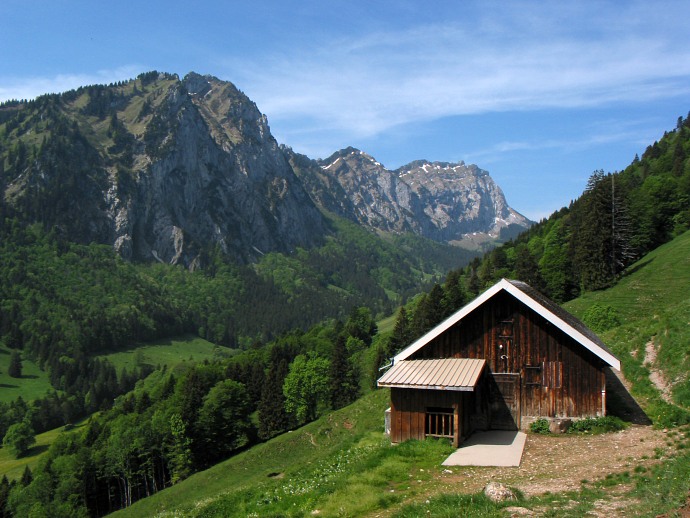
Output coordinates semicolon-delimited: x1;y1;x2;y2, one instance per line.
442;269;467;315
388;306;412;355
0;474;9;518
20;465;32;486
370;344;389;389
257;359;291;440
330;335;359;410
514;244;544;291
573;171;619;291
0;157;5;223
411;284;445;337
8;351;22;378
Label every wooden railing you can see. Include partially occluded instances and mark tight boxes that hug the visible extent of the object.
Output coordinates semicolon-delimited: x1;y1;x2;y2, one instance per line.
425;410;454;438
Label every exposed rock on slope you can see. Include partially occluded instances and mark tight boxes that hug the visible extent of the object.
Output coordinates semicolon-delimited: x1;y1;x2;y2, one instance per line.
289;146;531;244
2;71;529;264
125;73;326;265
3;72;326;266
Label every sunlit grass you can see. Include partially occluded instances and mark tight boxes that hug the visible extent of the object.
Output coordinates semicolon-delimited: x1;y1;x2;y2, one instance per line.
0;418;89;480
0;346;54;403
98;334;232;372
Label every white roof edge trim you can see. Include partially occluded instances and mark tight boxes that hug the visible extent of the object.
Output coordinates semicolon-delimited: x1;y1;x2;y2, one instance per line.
393;280;506;363
500;281;621;370
393;279;621;370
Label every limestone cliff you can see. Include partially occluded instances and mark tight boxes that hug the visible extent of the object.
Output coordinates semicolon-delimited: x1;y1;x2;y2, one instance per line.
3;72;326;266
289;147;531;245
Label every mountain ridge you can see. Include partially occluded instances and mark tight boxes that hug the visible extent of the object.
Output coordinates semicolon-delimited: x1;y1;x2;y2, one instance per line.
1;71;531;266
310;146;530;243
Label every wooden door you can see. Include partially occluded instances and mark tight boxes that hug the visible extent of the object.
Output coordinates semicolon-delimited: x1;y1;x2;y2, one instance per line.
494;319;514;373
488;373;520;430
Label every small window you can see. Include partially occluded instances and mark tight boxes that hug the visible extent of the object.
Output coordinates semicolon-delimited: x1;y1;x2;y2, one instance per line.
524;365;541;386
425;407;454;438
543;361;563;389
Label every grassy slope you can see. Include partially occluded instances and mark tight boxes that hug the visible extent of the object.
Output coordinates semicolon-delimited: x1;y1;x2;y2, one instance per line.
98;335;229;372
0;335;222;406
115;389;395;517
0;336;222;480
115;231;690;518
565;230;690;410
0;419;89;481
0;346;54;403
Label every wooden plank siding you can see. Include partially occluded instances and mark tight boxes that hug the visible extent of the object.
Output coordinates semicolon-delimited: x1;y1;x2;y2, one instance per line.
407;291;606;424
390;387;476;445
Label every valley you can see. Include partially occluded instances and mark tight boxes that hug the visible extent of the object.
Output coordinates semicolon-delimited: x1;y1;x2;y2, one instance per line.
0;72;689;517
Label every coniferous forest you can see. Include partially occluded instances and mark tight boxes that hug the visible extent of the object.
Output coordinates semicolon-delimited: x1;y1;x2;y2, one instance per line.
0;79;689;515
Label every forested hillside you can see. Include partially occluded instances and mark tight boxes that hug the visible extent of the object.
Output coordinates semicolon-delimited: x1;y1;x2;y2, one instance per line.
441;114;688;298
0;305;383;516
376;112;690;369
16;229;686;518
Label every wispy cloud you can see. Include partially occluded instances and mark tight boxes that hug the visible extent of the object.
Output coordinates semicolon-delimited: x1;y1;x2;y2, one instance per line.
465;130;645;166
224;2;690;143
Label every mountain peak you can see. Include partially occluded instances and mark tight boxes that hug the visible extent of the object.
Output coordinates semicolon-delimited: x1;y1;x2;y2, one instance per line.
1;71;326;266
308;149;531;244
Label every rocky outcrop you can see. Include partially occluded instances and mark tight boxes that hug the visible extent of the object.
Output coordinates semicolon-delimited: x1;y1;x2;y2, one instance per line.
3;71;529;265
4;72;326;266
116;73;326;265
306;147;531;244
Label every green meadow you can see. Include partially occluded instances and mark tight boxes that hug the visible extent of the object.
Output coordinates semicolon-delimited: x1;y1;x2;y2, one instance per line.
0;419;90;481
0;346;53;403
98;334;234;372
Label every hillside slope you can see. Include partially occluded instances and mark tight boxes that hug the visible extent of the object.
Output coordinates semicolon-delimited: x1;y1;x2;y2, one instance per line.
565;229;690;414
114;231;690;517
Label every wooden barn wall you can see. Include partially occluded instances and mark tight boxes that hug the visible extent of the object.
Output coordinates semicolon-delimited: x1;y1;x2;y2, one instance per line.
408;291;606;419
389;388;478;444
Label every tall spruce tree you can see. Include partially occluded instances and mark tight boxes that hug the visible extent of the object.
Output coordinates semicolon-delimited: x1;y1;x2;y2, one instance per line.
388;306;412;355
330;335;359;410
7;351;22;378
573;171;617;291
258;359;291;440
411;283;445;337
442;269;467;315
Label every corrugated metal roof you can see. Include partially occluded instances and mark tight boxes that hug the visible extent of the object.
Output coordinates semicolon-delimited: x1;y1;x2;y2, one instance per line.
377;358;486;392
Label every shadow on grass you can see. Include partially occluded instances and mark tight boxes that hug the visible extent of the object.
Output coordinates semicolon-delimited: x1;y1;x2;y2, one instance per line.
96;336;179;355
24;444;49;457
623;258;654;277
20;374;38;380
0;383;19;389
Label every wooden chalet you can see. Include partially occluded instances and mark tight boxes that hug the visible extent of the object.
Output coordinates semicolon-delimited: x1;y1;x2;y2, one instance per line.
378;278;620;446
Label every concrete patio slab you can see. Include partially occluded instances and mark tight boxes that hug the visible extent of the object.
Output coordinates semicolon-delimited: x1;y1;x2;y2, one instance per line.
442;430;527;467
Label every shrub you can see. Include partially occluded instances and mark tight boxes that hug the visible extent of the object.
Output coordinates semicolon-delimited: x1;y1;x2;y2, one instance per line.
582;303;620;333
567;416;626;434
529;418;550;435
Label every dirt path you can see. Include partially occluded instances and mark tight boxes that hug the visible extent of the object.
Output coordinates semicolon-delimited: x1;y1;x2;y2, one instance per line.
432;424;669;498
368;424;672;517
645;339;674;404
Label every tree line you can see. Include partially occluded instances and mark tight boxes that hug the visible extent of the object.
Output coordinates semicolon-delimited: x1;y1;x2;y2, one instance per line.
0;308;377;517
433;112;690;305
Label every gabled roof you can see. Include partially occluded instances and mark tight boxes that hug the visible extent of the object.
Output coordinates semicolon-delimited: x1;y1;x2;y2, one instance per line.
378;358;485;391
393;278;620;370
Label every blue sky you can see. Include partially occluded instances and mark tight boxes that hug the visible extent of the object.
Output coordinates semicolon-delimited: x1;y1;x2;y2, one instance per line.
2;1;690;221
